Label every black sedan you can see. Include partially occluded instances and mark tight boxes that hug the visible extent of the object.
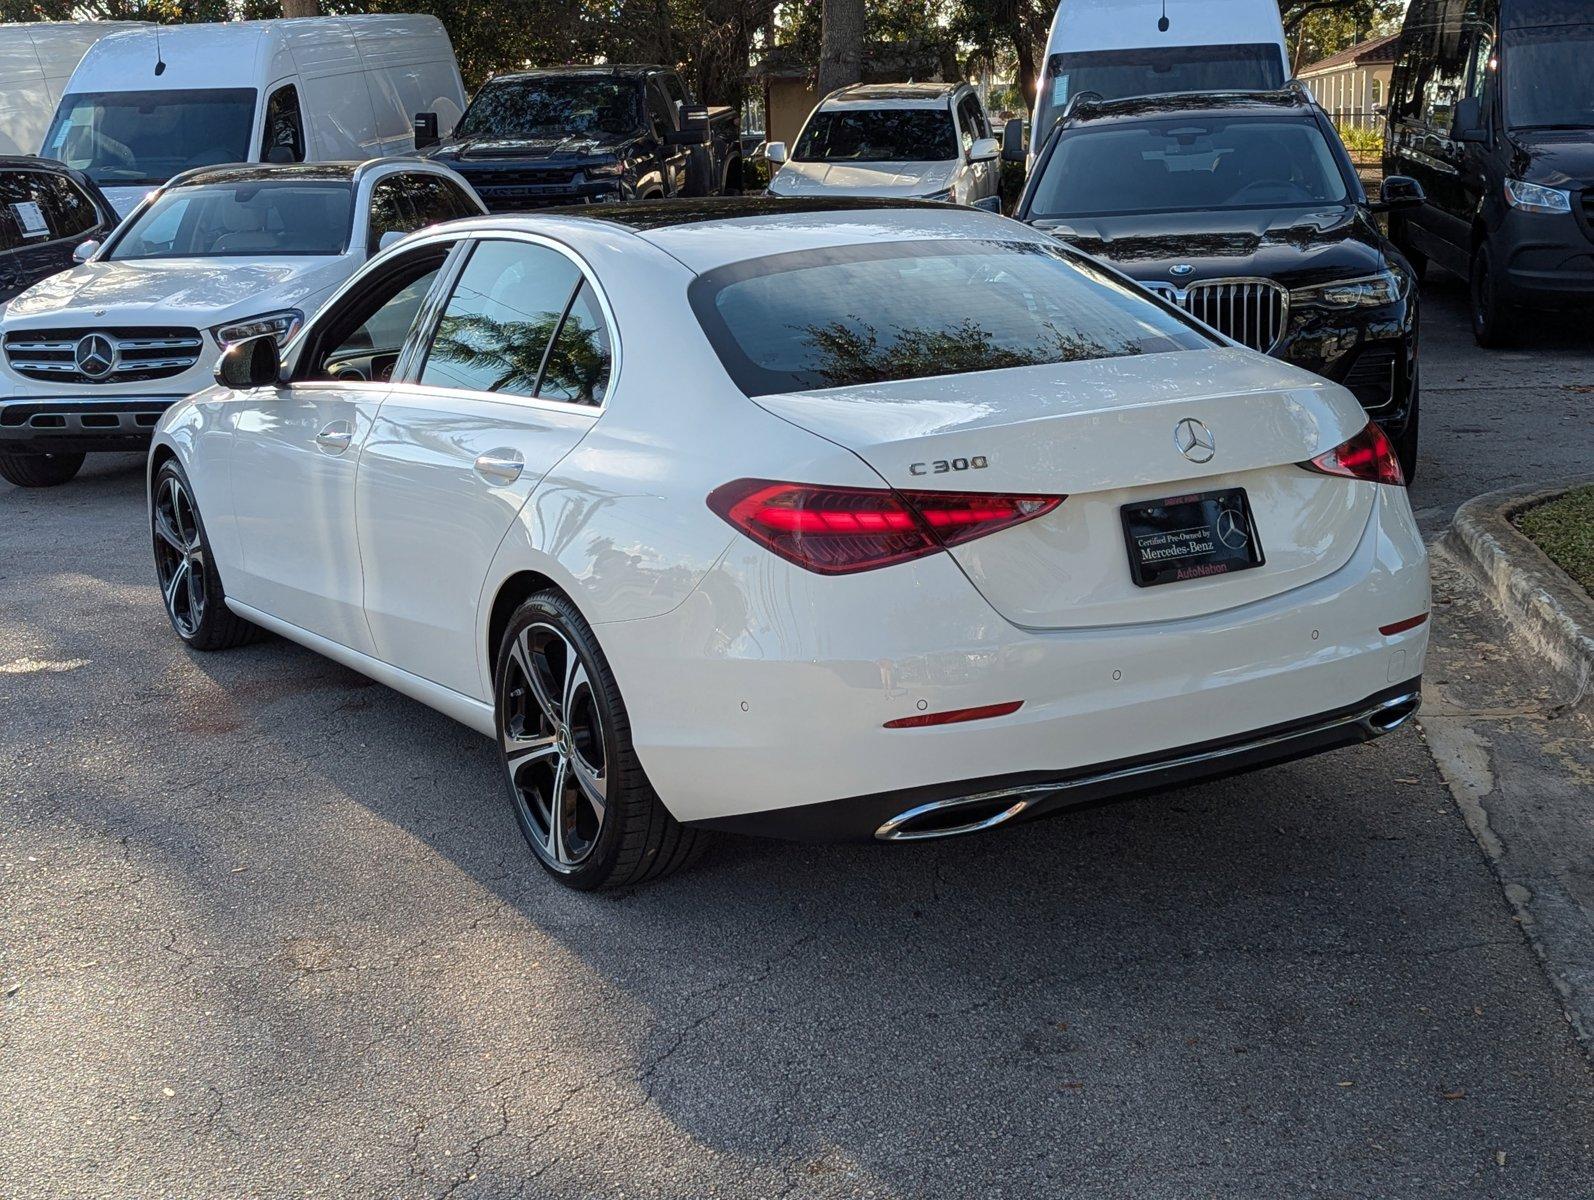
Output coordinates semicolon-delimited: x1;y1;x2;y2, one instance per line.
1012;90;1427;479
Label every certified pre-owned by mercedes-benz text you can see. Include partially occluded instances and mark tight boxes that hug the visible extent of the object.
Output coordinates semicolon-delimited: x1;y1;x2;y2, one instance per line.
148;199;1431;890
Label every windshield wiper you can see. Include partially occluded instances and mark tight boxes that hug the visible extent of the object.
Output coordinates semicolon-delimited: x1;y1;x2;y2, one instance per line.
1514;123;1594;131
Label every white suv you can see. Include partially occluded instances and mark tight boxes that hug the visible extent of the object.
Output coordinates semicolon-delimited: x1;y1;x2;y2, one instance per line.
765;82;1001;210
0;158;482;487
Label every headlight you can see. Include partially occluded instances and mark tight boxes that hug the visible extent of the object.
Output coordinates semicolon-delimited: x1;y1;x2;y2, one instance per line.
917;187;954;202
585;160;625;179
211;309;303;347
1504;178;1572;214
1290;270;1402;309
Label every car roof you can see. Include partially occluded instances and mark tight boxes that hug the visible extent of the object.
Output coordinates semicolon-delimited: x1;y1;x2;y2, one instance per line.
822;82;960;108
485;64;664;84
0;155;78;174
431;198;1048;276
1061;88;1316;127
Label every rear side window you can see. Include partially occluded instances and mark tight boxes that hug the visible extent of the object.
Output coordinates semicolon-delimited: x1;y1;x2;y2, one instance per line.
418;238;588;400
689;239;1211;397
0;171;101;249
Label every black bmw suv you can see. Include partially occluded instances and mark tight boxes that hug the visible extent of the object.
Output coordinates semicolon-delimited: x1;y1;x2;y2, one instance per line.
1014;89;1428;479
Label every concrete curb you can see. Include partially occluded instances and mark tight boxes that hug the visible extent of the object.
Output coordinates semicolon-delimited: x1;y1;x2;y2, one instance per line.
1443;476;1594;710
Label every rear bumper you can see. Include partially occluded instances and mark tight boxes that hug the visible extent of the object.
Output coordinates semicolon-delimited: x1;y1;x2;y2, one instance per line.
698;679;1421;841
0;395;184;453
598;484;1431;829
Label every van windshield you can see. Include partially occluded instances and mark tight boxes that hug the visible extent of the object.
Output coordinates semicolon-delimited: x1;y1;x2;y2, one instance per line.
42;88;257;187
107;181;354;260
1505;26;1594;129
1028;116;1349;217
1035;44;1284;141
456;78;641;140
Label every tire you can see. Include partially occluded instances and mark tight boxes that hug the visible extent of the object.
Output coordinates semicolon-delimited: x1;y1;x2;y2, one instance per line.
495;590;704;890
151;460;261;651
0;450;84;488
1391;364;1420;485
1470;240;1517;348
722;157;743;196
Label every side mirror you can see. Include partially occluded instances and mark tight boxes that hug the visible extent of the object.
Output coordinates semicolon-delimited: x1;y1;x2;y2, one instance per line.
970;135;1000;162
215;334;282;390
665;103;711;146
1001;119;1027;163
377;229;406;253
72;238;100;264
765;140;787;165
413;111;440;151
1452;97;1486;143
264;144;295;164
1377;174;1427;212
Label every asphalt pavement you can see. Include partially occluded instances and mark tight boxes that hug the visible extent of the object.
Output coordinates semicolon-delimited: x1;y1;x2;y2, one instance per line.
1;272;1592;1199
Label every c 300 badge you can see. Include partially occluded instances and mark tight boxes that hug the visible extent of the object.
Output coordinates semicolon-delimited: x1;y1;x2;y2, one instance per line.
909;455;988;476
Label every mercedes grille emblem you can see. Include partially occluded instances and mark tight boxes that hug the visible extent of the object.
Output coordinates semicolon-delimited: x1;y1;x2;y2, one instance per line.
1216;508;1249;550
74;333;116;380
1174;417;1216;464
1170;263;1195;277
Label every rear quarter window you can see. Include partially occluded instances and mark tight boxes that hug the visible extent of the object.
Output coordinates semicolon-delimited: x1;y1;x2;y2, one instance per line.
688;239;1213;397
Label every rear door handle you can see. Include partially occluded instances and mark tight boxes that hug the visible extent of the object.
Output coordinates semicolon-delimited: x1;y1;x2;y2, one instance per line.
315;419;353;454
474;449;525;485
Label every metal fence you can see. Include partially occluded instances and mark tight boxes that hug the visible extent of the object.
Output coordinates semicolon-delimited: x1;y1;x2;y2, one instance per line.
1324;109;1387;132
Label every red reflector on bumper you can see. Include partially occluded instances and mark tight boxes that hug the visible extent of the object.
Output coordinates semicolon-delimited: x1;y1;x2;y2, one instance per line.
1379;613;1429;636
884;701;1024;729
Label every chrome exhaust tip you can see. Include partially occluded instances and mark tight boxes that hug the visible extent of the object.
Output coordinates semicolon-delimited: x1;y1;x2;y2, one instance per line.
1360;691;1421;736
875;791;1036;841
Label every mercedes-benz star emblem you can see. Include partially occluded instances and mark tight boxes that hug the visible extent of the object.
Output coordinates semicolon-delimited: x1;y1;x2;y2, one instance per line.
1170;263;1195;277
1174;417;1216;463
74;333;116;380
1216;508;1249;550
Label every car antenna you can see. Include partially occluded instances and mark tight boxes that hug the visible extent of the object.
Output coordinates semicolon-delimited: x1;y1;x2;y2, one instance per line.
154;25;167;76
1158;0;1170;33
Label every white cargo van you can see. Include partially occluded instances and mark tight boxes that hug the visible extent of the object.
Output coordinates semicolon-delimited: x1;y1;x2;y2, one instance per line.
1030;0;1290;147
40;15;466;217
0;22;148;157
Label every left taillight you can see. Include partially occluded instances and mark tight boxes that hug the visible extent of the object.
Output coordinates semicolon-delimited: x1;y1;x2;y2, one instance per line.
1300;421;1405;487
707;479;1064;575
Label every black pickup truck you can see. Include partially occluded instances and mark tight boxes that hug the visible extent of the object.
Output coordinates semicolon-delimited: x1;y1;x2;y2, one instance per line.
415;65;741;211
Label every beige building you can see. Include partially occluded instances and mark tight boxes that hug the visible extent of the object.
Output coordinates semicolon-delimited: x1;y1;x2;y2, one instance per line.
1298;31;1401;127
748;44;946;149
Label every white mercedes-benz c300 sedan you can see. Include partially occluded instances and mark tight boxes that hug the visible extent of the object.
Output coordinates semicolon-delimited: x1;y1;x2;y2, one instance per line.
148;198;1430;890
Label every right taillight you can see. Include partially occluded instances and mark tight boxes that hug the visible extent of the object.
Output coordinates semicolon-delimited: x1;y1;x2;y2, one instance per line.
707;479;1063;575
1300;421;1405;487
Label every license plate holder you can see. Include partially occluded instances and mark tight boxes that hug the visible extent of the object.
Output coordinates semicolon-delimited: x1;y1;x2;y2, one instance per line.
1120;487;1265;588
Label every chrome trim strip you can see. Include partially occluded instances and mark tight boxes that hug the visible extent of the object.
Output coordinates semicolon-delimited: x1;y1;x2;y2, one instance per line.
874;689;1421;842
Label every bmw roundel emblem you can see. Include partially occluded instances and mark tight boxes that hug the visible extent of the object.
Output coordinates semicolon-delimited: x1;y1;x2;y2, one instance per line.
1170;263;1195;277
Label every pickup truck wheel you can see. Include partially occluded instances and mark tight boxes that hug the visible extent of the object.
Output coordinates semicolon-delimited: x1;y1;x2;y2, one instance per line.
0;450;84;488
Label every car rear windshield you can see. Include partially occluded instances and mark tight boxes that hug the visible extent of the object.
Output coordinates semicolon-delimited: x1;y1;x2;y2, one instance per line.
108;181;353;260
1035;44;1285;138
456;78;641;139
1028;116;1349;218
795;110;958;163
42;88;257;188
689;239;1212;397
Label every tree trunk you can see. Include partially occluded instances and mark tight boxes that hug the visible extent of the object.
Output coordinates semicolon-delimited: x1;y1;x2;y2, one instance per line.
1011;19;1038;107
282;0;319;17
816;0;865;98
